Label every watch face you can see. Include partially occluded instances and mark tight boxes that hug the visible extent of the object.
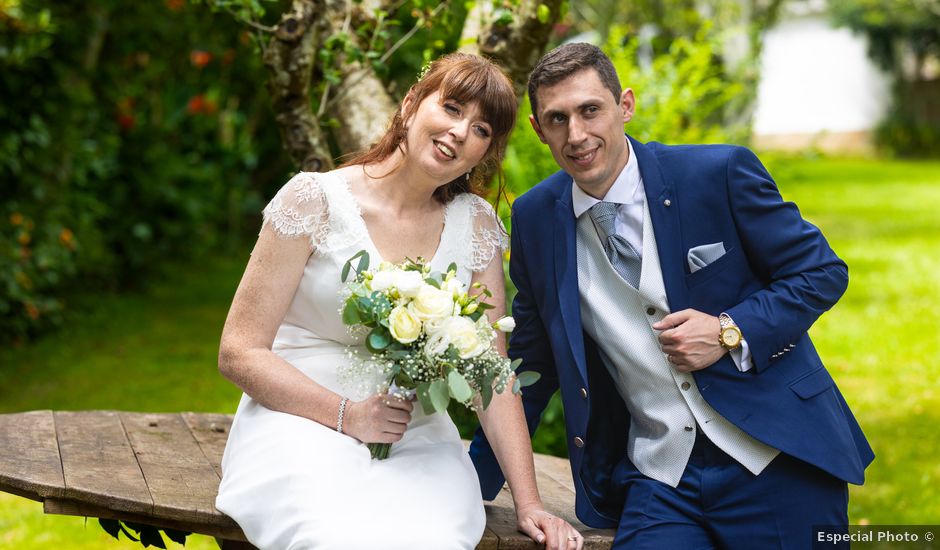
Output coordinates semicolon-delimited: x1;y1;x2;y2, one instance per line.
721;327;741;347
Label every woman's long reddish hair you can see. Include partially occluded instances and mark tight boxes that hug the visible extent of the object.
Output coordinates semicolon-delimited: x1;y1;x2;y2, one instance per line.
342;52;517;203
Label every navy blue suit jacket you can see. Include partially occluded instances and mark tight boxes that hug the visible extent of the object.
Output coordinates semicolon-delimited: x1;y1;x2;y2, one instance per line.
469;137;874;528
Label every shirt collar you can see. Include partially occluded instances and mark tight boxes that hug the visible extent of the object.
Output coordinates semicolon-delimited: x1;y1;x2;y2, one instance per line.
571;137;643;218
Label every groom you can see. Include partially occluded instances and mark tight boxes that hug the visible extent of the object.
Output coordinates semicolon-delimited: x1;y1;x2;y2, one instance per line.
470;43;873;548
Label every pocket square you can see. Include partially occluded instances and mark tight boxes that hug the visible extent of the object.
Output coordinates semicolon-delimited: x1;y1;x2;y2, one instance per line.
687;242;726;273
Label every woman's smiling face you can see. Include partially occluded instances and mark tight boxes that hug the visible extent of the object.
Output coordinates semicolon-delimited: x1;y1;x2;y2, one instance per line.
402;91;493;185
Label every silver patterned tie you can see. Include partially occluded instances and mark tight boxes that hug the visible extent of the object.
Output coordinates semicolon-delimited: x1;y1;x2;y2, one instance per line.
589;201;642;289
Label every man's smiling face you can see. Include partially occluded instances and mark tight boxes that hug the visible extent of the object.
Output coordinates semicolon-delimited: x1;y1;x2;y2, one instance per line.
530;68;635;199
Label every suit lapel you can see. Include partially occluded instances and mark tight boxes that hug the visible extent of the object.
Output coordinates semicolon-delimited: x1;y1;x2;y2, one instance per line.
630;136;689;313
553;182;589;386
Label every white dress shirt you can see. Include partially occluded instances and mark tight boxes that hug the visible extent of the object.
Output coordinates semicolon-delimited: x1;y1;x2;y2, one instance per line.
571;138;753;372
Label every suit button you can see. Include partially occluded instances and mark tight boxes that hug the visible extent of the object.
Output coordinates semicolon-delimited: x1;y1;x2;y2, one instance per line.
580;387;588;399
684;425;694;432
681;382;690;391
573;437;585;448
646;306;656;316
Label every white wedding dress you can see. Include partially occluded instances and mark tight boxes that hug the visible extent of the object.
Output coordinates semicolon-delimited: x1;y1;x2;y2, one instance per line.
215;171;507;550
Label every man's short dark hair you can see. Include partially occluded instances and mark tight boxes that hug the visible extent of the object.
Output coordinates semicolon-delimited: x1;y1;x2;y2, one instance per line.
527;43;622;123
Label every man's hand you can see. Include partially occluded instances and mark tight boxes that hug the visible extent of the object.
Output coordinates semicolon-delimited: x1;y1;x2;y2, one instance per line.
652;309;726;373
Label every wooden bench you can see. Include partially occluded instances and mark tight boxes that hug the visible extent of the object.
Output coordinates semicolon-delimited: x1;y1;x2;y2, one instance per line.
0;410;614;549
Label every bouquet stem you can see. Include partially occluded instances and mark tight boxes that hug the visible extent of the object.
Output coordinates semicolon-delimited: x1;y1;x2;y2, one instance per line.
368;442;391;460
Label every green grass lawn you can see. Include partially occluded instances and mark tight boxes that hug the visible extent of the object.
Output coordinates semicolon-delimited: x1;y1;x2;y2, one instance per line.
1;156;938;547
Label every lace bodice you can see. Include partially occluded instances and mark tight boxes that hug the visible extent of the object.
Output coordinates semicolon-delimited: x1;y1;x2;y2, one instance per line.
263;171;507;272
260;171;508;351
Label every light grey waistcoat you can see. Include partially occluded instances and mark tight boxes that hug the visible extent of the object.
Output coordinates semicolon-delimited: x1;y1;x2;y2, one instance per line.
576;198;779;487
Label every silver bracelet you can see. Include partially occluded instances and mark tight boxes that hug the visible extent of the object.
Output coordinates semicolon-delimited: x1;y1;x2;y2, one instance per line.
336;397;349;434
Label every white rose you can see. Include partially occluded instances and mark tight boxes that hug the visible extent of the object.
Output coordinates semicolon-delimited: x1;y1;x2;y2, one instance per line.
441;277;467;298
388;305;422;344
370;269;398;292
409;285;454;321
494;316;516;332
424;329;451;358
441;317;488;359
393;270;424;299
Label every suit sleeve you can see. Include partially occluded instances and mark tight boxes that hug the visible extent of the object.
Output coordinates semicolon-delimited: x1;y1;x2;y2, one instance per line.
469;207;560;500
724;146;848;372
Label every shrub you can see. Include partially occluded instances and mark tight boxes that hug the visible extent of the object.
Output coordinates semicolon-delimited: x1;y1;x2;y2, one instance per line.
0;1;288;344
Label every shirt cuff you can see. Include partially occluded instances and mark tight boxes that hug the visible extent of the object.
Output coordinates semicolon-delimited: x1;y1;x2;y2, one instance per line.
730;339;753;372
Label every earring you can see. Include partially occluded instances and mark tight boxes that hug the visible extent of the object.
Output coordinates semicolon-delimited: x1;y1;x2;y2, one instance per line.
465;171;471;182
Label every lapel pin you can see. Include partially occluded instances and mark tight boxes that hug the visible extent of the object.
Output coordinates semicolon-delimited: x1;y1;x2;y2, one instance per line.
663;199;672;207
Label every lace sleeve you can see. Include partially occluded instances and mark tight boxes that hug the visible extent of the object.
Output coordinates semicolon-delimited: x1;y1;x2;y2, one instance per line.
465;194;509;272
262;172;329;248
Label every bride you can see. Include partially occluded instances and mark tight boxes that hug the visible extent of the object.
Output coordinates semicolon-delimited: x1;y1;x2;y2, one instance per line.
214;53;584;550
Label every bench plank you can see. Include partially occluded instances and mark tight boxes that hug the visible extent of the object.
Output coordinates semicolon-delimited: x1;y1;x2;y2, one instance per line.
0;411;614;549
120;412;228;526
0;410;65;501
55;410;153;515
181;412;232;479
44;498;247;540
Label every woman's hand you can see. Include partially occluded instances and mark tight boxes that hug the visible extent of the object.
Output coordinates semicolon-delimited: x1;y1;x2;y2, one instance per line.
342;393;413;444
516;503;584;550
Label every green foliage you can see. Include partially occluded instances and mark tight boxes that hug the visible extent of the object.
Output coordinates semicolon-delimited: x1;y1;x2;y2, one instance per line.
875;112;940;158
830;0;940;73
606;24;750;145
830;0;940;157
0;1;288;344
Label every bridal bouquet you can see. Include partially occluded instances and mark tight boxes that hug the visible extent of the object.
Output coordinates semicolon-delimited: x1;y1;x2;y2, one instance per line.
339;250;539;459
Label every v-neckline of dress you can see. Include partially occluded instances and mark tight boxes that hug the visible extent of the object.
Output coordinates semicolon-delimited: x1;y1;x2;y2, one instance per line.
330;171;453;267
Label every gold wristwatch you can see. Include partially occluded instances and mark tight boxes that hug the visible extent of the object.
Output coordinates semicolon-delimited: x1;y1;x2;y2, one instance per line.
718;312;742;351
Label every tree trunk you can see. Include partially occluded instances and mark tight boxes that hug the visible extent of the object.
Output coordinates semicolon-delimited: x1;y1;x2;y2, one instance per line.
263;0;334;172
478;0;565;99
260;1;563;175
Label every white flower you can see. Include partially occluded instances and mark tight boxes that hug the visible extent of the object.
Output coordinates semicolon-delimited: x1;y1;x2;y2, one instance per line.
409;285;454;321
442;316;488;359
394;271;424;298
494;316;516;332
388;305;422;343
424;329;451;358
441;277;467;298
370;269;398;292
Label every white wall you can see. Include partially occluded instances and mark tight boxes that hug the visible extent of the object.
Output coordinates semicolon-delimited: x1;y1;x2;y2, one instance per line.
753;13;891;136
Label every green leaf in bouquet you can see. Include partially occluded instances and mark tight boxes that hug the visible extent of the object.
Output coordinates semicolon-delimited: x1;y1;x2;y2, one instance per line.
356;296;374;323
386;349;411;361
416;382;436;415
516;370;541;388
512;378;522;394
476;302;494;311
468;311;483;322
357;250;370;274
424;277;441;289
429;378;451;413
447;370;473;402
369;291;392;318
447;261;458;275
510;358;523;371
341;300;361;325
342;250;370;282
394;370;415;389
366;327;392;352
480;377;494;409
